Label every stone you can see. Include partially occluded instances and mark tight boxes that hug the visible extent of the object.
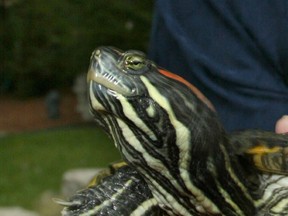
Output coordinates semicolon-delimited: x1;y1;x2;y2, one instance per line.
61;168;103;198
35;190;62;216
0;207;39;216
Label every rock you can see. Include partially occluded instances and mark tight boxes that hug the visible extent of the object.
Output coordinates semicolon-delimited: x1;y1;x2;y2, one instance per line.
0;207;39;216
34;190;62;216
61;168;103;198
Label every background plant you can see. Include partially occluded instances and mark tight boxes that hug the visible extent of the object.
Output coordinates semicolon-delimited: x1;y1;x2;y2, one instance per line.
0;0;153;97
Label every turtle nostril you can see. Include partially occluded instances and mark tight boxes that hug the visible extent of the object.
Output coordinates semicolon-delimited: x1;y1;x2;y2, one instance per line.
90;49;101;61
95;49;101;57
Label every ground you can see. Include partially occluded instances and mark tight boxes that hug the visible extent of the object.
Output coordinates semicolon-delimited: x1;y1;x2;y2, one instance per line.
0;92;85;134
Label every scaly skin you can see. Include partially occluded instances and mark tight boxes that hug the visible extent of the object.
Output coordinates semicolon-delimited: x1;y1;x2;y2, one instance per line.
60;165;165;216
60;46;288;216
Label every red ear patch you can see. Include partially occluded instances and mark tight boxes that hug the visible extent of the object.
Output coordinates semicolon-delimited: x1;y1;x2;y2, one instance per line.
158;69;215;111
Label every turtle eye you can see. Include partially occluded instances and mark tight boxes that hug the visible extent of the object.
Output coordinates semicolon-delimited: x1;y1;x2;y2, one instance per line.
124;55;149;74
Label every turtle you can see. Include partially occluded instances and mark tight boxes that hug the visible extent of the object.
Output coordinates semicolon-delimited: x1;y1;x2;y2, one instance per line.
58;46;288;215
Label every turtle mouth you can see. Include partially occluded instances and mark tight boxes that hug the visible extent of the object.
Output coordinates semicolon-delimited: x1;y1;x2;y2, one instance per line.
87;68;133;96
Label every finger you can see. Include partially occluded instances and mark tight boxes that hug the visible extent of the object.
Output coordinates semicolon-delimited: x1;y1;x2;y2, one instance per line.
275;115;288;134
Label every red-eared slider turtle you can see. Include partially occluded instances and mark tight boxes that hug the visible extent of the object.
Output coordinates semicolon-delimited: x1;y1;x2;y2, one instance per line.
58;47;288;215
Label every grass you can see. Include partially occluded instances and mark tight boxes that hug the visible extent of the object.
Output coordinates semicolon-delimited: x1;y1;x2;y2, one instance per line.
0;125;121;210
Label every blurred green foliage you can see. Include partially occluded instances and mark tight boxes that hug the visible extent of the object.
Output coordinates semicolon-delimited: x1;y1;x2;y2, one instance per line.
0;126;120;209
0;0;153;97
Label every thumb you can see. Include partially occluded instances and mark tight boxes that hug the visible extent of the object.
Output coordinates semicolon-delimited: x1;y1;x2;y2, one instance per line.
275;115;288;134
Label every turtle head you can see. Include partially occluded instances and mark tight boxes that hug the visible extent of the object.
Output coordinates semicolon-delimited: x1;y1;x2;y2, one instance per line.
87;46;150;98
88;46;222;168
87;46;164;141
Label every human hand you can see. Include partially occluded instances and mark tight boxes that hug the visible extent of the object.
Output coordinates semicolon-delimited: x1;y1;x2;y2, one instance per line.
275;115;288;134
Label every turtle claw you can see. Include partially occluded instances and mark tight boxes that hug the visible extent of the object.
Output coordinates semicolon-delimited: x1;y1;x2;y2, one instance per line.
52;198;81;207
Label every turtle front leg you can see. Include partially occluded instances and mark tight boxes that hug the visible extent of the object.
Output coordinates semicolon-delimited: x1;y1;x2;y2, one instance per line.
56;165;165;216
